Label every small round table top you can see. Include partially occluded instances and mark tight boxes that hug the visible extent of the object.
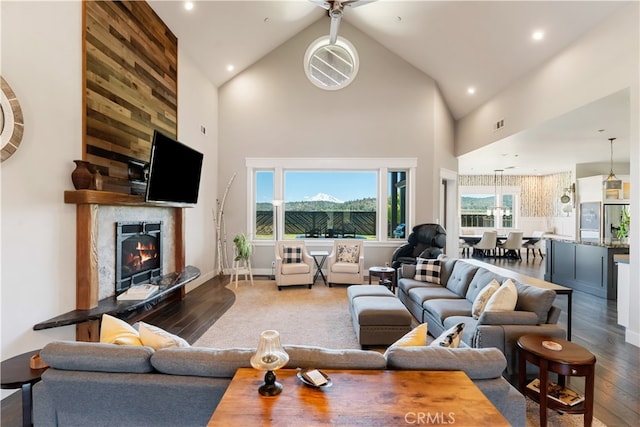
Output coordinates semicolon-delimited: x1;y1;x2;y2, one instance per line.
1;349;47;389
517;335;595;365
369;266;395;273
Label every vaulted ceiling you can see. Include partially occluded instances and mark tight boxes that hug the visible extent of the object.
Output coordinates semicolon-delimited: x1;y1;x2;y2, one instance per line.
148;1;632;175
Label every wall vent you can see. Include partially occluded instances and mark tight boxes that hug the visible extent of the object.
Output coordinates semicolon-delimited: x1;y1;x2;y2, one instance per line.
493;119;505;131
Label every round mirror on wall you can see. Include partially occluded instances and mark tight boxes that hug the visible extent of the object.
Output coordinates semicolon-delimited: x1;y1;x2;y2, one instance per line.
1;76;25;162
304;36;359;90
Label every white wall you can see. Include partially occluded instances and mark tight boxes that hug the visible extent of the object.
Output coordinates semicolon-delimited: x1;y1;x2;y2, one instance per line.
218;19;455;270
176;49;219;289
0;0;220;378
455;3;639;346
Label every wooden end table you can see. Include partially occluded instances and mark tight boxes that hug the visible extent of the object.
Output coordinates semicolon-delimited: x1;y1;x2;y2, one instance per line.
368;266;396;293
517;334;596;427
208;368;509;426
1;350;48;427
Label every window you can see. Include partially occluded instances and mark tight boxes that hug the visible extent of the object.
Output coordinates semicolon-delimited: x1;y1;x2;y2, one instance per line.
460;188;517;229
284;171;377;239
247;158;416;242
304;36;359;90
388;171;406;239
255;171;274;240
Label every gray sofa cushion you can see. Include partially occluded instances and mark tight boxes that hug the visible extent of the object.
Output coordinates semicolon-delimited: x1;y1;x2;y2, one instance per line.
408;286;461;304
151;347;255;378
385;346;507;380
464;268;506;302
515;281;556;323
284;345;387;370
444;261;478;296
424;298;473;324
40;341;154;373
398;278;441;296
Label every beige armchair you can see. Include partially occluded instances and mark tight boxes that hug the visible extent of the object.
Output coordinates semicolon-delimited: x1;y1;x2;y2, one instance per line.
327;239;365;286
274;241;314;290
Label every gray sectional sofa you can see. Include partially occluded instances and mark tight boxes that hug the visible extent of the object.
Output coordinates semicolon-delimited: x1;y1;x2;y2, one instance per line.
33;340;525;426
397;257;566;374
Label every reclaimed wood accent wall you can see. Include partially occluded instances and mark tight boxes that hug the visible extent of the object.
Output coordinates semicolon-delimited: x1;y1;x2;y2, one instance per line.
83;0;177;193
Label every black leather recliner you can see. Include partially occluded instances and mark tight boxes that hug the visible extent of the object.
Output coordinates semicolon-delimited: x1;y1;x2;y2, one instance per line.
391;223;447;268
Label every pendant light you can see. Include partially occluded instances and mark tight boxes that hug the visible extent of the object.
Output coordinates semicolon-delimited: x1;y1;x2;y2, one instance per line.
603;137;622;190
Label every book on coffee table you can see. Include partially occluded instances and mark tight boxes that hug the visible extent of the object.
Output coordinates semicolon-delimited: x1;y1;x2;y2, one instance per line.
117;284;159;301
527;378;585;406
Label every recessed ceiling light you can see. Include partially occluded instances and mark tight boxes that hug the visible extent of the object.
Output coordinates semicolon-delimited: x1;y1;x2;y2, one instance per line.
226;65;235;72
184;2;194;11
532;30;544;41
467;87;476;95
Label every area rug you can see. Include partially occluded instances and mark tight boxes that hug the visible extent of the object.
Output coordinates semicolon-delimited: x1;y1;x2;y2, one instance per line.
526;399;607;427
194;280;361;349
194;280;606;426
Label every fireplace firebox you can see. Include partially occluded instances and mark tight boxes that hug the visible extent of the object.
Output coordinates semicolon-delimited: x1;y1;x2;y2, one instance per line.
115;221;162;295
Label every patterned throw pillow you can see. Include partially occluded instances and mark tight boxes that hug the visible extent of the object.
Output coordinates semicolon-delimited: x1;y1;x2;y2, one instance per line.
337;244;359;263
471;279;500;319
414;258;441;284
283;246;302;264
430;322;465;348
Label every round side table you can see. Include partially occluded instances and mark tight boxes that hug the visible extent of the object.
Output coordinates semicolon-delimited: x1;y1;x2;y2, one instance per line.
517;334;596;427
368;266;396;293
1;349;47;427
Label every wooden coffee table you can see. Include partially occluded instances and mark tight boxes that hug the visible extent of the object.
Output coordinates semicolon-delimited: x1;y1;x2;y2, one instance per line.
208;368;509;426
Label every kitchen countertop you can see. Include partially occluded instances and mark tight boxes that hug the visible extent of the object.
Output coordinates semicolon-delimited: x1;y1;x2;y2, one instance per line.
545;236;629;249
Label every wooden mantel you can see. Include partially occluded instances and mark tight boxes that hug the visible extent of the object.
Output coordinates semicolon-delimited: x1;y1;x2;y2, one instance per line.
65;190;186;341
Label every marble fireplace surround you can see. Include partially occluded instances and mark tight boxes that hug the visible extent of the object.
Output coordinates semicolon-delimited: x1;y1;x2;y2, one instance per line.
64;190;186;340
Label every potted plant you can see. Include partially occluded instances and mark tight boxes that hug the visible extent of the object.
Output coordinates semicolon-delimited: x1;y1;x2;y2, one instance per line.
233;233;252;261
616;208;630;242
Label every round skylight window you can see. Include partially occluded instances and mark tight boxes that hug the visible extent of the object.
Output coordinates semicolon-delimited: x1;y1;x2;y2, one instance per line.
304;36;359;90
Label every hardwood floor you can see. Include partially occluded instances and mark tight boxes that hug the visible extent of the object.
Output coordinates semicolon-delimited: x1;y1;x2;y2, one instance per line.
2;256;638;426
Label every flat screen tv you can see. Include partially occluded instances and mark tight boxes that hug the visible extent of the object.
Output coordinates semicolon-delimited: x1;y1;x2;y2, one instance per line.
145;130;204;205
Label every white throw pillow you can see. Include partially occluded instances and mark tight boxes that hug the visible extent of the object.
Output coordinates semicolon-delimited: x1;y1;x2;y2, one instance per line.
99;313;143;346
430;323;465;348
138;322;190;350
472;279;500;319
484;279;518;312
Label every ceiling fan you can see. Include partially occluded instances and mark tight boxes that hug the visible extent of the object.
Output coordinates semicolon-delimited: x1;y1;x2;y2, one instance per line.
310;0;376;44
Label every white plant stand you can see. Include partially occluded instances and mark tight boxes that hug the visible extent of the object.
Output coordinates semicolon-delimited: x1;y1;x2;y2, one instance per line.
230;258;254;288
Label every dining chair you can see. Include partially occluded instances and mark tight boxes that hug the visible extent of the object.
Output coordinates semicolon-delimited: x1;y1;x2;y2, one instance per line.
497;231;524;260
472;231;498;258
523;230;545;261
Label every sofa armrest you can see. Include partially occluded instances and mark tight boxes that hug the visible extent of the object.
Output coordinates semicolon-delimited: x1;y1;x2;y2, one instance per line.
547;305;561;324
474;324;566;376
384;346;506;380
477;311;539;326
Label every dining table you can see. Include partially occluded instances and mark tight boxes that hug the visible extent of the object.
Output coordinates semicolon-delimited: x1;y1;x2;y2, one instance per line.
459;235;541;259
